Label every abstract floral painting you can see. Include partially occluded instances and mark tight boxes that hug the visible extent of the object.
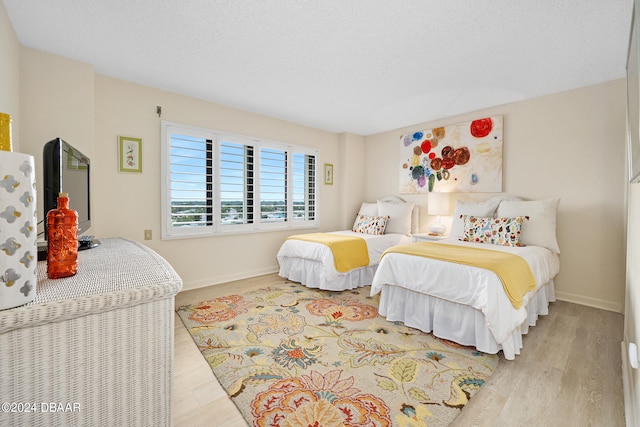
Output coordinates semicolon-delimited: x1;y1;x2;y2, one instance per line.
399;116;503;193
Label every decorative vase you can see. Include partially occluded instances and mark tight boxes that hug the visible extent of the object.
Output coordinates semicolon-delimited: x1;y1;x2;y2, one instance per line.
0;151;38;310
47;192;78;279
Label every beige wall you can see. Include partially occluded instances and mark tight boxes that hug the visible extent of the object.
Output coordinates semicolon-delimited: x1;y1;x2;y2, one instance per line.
363;80;628;313
10;47;630;310
0;0;628;312
0;3;20;150
338;132;366;228
92;75;342;288
19;48;95;231
11;43;342;289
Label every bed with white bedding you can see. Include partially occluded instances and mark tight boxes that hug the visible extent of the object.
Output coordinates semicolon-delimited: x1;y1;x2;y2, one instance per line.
277;231;412;291
370;196;561;360
277;197;416;291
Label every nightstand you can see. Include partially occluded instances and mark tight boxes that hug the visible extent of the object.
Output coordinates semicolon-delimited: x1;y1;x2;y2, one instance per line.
413;233;448;242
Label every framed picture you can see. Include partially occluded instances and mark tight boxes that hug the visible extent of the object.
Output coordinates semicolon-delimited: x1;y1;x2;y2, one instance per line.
118;136;142;173
324;163;334;185
627;0;640;183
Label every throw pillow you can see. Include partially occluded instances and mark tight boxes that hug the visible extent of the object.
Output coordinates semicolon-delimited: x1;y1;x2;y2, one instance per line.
492;216;527;247
352;215;389;235
461;215;494;244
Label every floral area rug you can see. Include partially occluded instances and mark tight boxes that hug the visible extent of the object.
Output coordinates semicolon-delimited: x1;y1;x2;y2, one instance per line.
176;281;499;427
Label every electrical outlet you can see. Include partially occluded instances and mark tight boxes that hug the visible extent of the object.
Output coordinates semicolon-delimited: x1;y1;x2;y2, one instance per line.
144;229;152;240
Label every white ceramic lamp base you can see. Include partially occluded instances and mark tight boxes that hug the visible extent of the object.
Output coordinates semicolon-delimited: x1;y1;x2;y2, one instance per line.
429;224;446;235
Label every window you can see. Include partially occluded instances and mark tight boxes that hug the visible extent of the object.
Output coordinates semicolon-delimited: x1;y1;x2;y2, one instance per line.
220;140;253;226
161;121;318;239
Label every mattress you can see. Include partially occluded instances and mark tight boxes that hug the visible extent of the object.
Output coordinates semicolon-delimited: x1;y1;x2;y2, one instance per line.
370;238;560;359
277;230;412;291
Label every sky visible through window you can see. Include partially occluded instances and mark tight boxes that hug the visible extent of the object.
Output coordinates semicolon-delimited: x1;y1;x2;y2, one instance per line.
170;133;313;226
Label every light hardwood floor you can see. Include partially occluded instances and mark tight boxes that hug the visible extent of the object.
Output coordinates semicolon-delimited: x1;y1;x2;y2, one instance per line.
172;273;625;427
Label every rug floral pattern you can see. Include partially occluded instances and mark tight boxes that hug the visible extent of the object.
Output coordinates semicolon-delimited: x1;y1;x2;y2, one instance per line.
176;282;498;427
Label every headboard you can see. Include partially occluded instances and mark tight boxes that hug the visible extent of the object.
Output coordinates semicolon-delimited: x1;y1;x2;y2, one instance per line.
358;196;419;235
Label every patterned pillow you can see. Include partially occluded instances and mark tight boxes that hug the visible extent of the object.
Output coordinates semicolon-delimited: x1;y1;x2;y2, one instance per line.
352;215;389;235
492;216;528;247
461;215;494;244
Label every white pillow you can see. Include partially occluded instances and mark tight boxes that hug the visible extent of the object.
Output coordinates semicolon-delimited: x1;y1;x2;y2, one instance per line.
496;198;560;253
377;200;415;235
358;202;378;217
450;199;501;239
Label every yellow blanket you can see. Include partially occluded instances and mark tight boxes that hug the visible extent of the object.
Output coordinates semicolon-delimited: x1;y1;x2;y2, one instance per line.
382;242;536;309
287;233;370;273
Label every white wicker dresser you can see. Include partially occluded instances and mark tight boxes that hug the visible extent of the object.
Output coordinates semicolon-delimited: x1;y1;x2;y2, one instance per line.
0;238;182;427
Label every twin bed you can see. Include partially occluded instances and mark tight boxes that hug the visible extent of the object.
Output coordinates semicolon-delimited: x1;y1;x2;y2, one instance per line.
277;195;561;360
277;196;416;291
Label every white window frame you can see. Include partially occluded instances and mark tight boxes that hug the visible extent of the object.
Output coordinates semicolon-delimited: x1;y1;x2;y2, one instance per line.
161;121;319;240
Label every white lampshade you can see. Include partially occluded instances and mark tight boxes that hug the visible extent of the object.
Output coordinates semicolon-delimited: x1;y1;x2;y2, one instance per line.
427;192;450;235
427;192;449;216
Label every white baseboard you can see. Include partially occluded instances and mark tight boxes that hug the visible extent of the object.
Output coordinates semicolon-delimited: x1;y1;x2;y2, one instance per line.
181;266;280;291
182;274;625;313
622;341;638;427
554;290;623;313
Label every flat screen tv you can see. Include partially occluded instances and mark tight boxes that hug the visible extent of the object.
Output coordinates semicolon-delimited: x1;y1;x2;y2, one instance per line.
42;137;92;240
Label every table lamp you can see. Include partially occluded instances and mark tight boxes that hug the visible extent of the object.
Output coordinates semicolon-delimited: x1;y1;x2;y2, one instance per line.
427;192;449;235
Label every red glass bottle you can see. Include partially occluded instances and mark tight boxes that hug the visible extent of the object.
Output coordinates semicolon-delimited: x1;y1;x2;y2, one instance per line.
47;192;78;279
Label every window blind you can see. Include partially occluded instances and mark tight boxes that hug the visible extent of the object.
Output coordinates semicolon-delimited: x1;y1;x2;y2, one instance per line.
161;121;318;239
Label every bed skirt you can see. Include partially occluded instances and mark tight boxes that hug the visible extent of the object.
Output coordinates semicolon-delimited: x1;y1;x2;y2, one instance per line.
376;279;556;360
278;256;376;291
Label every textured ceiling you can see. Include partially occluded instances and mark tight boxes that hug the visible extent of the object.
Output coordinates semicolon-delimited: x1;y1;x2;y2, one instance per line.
3;0;634;135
